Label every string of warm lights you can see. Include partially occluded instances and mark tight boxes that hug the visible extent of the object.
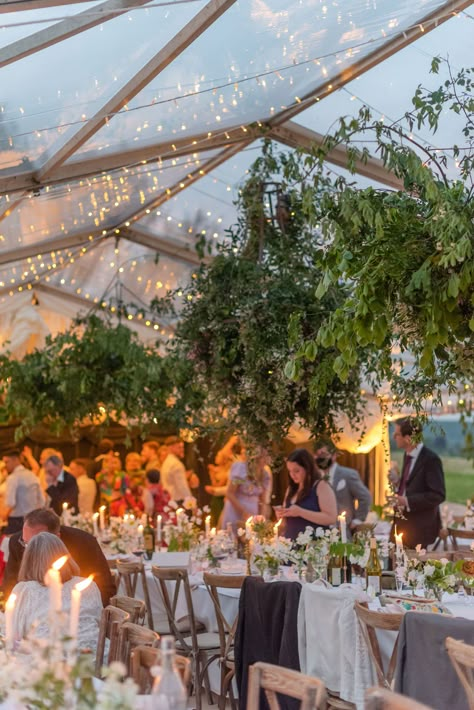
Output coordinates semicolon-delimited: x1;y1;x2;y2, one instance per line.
0;9;466;146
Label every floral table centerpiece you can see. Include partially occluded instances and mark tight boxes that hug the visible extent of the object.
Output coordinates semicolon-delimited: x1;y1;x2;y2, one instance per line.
398;556;458;599
163;497;209;552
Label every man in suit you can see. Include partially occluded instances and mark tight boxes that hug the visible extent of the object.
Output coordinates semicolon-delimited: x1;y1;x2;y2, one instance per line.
43;453;79;514
390;417;445;549
315;443;372;539
2;508;115;606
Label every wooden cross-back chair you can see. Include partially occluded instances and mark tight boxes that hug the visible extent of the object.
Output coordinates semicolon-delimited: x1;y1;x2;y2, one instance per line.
203;572;246;710
446;637;474;710
365;688;434;710
246;662;327;710
448;527;474;551
109;595;146;625
115;558;154;630
130;644;191;694
95;605;129;677
151;565;220;710
116;621;160;675
354;601;404;689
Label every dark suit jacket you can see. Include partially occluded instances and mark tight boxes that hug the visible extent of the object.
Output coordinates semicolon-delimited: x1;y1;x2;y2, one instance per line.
46;470;79;515
3;525;115;606
392;445;445;549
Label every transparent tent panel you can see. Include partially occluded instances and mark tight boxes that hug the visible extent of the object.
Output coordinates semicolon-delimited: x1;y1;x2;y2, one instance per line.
0;0;208;169
72;0;451;160
0;237;194;306
136;142;265;242
292;13;472;181
0;2;102;47
0;148;222;245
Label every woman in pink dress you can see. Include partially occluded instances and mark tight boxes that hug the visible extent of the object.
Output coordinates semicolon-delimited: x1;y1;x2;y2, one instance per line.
220;447;272;532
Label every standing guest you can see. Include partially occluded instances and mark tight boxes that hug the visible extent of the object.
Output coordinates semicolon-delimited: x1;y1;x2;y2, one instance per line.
206;435;243;526
125;452;145;502
2;449;44;534
314;442;372;539
158;445;169;467
161;437;192;503
91;438;116;478
10;532;102;653
97;453;136;516
221;446;272;532
142;469;170;517
3;508;115;606
21;446;61;492
69;458;97;516
390;417;445;549
277;448;338;540
44;454;79;515
140;441;161;473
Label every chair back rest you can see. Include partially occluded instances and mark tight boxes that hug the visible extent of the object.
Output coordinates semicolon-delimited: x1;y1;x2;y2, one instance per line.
446;636;474;710
151;566;198;653
116;559;144;597
453;552;474;562
95;605;129;677
405;550;453;561
117;621;160;675
448;527;474;552
110;595;147;625
246;662;326;710
131;644;191;694
365;687;435;709
354;601;403;688
203;572;246;657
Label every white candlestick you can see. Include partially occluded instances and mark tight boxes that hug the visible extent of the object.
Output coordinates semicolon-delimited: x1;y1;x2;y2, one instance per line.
5;593;16;651
338;512;347;544
99;505;106;531
69;576;94;643
205;515;211;538
157;515;162;546
44;556;68;613
92;512;99;537
245;516;253;539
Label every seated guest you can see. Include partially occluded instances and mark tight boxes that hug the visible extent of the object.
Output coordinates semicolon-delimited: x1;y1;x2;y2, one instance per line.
2;449;44;534
44;454;79;515
277;448;338;540
69;458;97;516
3;508;115;606
142;469;170;518
10;532;101;653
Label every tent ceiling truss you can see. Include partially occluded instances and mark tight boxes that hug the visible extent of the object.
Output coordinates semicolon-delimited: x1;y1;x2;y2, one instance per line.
0;0;471;269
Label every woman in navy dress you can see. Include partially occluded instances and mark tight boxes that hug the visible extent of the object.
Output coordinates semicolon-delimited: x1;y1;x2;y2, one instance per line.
278;448;337;540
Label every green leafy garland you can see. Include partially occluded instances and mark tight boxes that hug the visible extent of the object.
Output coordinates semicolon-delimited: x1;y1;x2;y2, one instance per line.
0;315;174;440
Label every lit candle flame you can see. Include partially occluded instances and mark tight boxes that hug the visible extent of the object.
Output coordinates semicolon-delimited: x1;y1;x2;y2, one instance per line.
93;512;99;520
5;593;16;611
274;519;282;529
338;511;346;521
99;505;106;512
395;532;403;545
52;555;68;571
62;502;68;510
75;574;94;592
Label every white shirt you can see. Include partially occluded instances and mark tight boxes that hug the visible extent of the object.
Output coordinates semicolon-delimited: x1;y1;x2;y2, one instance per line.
160;453;191;502
406;443;424;477
77;476;97;516
6;465;45;517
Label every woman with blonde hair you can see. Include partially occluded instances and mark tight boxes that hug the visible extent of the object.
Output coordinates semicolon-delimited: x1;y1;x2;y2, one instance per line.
9;532;102;652
220;445;272;532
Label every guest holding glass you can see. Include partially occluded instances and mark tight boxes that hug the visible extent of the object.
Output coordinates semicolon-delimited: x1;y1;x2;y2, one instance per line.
8;532;101;653
277;448;337;540
220;446;272;532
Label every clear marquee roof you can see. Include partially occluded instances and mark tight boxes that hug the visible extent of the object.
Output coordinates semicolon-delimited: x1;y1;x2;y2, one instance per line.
0;0;472;344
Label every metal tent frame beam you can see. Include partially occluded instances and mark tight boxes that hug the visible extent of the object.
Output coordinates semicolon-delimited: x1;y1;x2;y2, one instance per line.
36;0;238;180
0;0;101;13
270;121;404;190
0;0;152;70
120;226;209;265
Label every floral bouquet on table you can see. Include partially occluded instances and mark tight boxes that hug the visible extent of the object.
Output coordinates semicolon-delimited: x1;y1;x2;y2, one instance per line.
105;516;143;555
163;497;209;552
0;633;138;710
398;555;458;599
289;526;339;579
65;514;94;536
253;537;293;578
348;528;393;570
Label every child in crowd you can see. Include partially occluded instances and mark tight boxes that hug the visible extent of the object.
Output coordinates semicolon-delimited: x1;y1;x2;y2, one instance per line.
142;469;170;517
